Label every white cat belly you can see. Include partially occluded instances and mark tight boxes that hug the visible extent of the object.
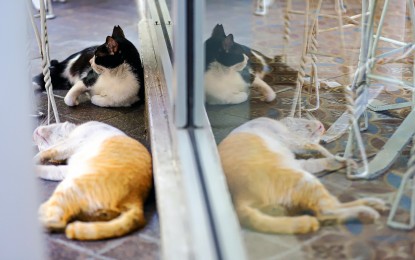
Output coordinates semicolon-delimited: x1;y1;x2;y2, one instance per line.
230;117;316;179
90;63;140;107
204;62;249;105
57;122;125;187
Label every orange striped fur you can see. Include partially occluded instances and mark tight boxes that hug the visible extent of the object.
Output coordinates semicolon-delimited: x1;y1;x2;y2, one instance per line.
34;122;152;240
219;118;386;234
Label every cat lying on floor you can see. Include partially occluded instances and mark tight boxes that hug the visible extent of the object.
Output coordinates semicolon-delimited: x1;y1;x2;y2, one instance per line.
33;121;152;240
33;26;144;107
204;24;276;105
219;117;386;234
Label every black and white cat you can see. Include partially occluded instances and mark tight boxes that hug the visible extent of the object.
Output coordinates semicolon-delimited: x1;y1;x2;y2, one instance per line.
204;24;276;105
33;26;144;107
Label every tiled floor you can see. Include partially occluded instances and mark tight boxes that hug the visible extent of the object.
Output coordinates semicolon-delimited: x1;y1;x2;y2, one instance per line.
30;0;415;259
29;1;159;259
204;0;415;259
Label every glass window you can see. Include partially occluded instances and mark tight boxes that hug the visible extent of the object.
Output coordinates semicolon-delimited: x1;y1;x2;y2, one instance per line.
27;0;413;259
202;0;415;259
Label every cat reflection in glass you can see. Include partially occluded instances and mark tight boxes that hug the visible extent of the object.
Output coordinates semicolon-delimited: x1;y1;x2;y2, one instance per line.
204;24;276;105
219;117;386;234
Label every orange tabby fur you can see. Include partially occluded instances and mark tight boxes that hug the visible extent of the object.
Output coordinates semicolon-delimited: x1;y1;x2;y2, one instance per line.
38;135;152;240
219;130;386;234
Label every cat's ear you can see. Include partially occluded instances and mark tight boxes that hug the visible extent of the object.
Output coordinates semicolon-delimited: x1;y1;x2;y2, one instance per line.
222;34;234;52
211;24;226;38
106;36;119;54
112;25;125;38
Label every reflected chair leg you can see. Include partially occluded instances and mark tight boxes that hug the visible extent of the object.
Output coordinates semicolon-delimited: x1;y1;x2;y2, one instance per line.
388;138;415;230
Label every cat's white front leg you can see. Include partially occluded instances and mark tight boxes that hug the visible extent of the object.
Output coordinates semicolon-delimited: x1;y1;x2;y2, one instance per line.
33;142;73;164
299;157;346;174
35;165;68;181
64;81;88;106
303;143;335;158
252;76;276;102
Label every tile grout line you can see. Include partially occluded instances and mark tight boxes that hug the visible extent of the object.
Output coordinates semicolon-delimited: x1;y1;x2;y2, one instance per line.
86;254;118;260
262;232;332;260
53;238;109;259
95;237;129;255
138;233;161;244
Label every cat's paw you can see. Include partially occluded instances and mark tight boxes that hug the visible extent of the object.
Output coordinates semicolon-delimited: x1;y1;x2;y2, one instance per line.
328;156;358;171
356;206;380;224
360;197;388;212
33;149;57;164
39;204;67;231
262;91;276;102
64;95;79;106
324;156;347;171
294;216;320;234
33;152;47;164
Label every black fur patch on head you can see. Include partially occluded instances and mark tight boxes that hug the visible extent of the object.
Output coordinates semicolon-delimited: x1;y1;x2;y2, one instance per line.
94;37;124;69
204;24;257;83
211;24;226;38
112;25;125;38
216;34;245;66
94;26;144;100
94;26;143;74
204;24;226;70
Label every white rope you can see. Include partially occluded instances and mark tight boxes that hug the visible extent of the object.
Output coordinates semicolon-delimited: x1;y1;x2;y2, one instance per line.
283;0;292;62
290;0;324;117
39;0;60;123
305;22;321;112
289;0;310;118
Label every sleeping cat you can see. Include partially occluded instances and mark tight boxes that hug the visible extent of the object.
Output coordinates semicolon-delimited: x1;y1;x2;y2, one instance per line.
33;121;152;240
218;117;386;234
204;24;276;105
33;26;144;107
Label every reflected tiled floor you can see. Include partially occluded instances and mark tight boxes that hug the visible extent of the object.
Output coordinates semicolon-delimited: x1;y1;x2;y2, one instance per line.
29;1;159;259
205;0;415;259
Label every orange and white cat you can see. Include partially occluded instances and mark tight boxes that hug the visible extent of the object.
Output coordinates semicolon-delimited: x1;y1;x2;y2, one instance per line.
219;117;386;234
33;121;152;240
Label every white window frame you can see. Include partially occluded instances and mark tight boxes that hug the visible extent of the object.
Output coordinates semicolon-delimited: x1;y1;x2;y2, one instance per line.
141;0;247;259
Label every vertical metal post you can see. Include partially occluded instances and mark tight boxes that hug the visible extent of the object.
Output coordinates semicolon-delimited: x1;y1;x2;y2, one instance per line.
171;1;247;259
172;0;187;127
192;0;205;127
0;1;45;259
408;0;415;110
173;0;205;128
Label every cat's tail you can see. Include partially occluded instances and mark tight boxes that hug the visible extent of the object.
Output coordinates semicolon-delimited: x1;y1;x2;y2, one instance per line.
32;59;71;91
65;204;146;240
235;203;320;234
251;49;274;64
